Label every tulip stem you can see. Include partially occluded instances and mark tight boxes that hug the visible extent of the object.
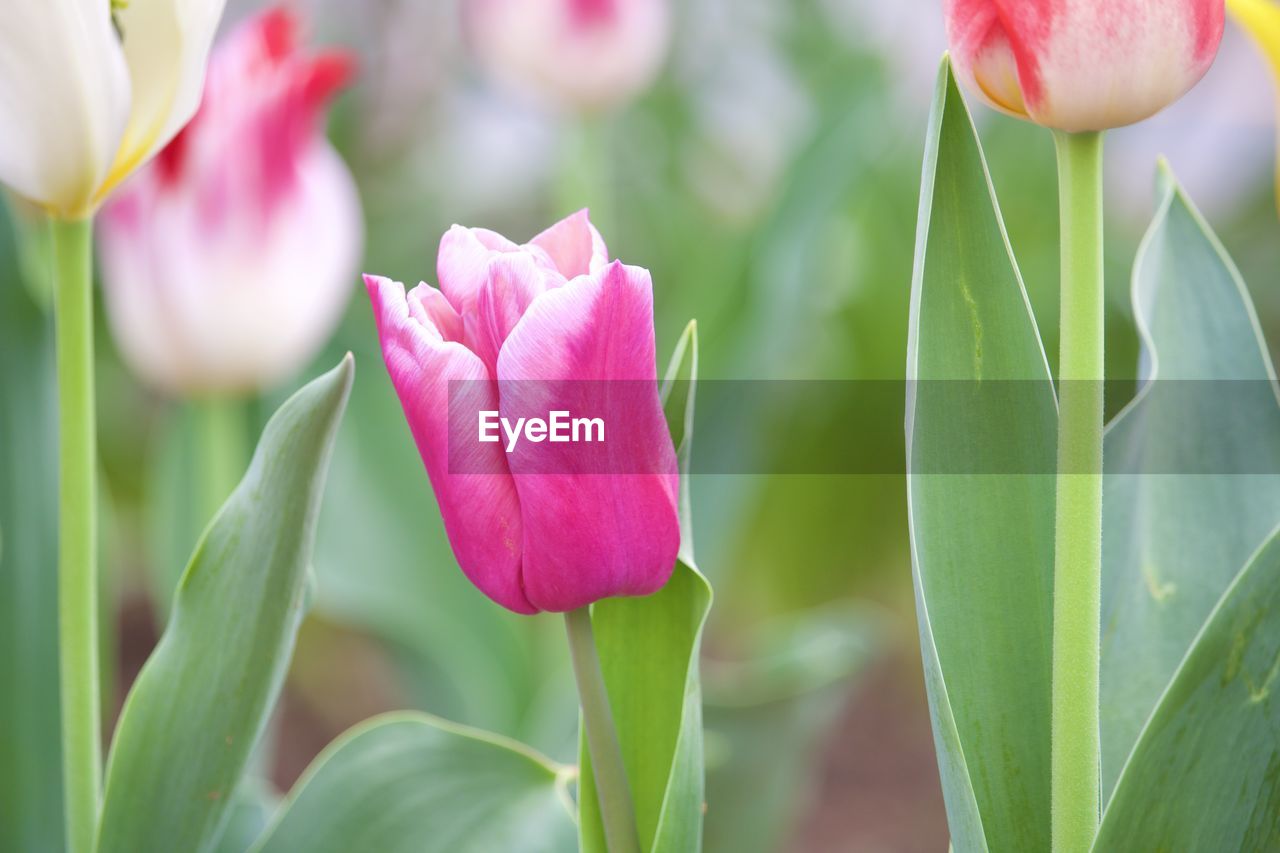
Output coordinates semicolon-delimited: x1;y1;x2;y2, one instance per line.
195;398;246;522
564;606;641;853
1050;129;1104;852
51;216;101;853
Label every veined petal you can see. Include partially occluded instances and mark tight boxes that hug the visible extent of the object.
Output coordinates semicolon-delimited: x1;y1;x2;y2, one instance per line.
436;225;521;317
99;0;227;202
496;261;679;612
0;0;130;216
528;208;609;278
365;275;536;614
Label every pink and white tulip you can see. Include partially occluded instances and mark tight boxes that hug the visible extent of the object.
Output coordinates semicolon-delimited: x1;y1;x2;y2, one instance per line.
465;0;670;110
0;0;227;218
366;211;680;614
98;8;363;396
945;0;1225;131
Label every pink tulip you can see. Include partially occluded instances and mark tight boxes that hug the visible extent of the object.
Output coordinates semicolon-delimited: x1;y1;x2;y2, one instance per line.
366;211;680;613
465;0;670;110
945;0;1225;131
98;7;362;395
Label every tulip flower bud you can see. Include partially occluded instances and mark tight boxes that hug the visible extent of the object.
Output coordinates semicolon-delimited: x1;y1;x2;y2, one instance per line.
465;0;670;110
366;211;680;613
0;0;226;219
944;0;1225;131
98;8;363;396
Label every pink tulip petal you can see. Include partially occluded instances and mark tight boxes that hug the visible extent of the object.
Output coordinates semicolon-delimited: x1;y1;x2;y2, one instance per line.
365;274;535;614
468;252;561;372
496;261;680;612
436;225;521;317
528;209;609;278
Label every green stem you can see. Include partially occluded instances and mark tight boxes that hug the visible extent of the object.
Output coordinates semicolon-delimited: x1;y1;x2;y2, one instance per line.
193;398;246;522
1050;130;1105;852
564;607;640;853
556;116;613;237
51;217;100;853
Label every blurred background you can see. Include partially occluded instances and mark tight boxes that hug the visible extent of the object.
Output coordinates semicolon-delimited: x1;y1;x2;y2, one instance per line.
2;1;1278;851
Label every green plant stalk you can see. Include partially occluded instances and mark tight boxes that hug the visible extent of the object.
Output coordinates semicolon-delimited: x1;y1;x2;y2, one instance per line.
564;607;640;853
195;398;246;523
556;116;613;237
1050;130;1104;852
51;217;100;853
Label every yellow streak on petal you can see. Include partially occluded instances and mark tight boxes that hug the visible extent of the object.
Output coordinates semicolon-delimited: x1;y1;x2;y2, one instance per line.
1229;0;1280;209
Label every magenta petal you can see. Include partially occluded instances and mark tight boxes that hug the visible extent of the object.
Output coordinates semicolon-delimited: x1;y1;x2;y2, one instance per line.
528;209;609;279
496;261;680;612
365;274;536;614
468;252;561;373
436;225;520;317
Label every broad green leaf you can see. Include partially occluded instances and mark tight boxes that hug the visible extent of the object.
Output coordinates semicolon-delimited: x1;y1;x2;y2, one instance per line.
1099;168;1280;796
97;355;355;853
251;712;576;853
905;58;1056;853
703;604;883;853
580;320;714;853
0;204;64;852
1094;524;1280;850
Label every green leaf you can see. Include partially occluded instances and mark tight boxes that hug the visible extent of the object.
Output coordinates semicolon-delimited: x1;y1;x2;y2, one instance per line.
252;712;576;853
580;320;714;853
905;58;1057;852
1093;524;1280;850
1099;167;1280;796
97;355;355;853
0;204;64;852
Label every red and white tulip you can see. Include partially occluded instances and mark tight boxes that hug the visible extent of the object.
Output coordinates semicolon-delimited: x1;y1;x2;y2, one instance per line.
98;7;363;395
945;0;1225;131
465;0;670;110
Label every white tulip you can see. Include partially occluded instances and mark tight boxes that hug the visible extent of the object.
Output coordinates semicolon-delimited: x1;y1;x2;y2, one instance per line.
0;0;226;219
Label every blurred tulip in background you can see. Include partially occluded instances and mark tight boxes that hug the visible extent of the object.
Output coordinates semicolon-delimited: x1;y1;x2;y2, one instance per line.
366;211;680;614
944;0;1225;131
0;0;226;218
98;7;363;396
465;0;671;110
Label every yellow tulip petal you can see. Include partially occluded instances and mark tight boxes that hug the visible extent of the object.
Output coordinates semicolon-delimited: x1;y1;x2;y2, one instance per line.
97;0;225;204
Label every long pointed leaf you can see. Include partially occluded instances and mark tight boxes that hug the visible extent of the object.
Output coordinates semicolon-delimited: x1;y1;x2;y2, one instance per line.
905;57;1057;852
1100;167;1280;795
580;320;714;853
97;355;355;853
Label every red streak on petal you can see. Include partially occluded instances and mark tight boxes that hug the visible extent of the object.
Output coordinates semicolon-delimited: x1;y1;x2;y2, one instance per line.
568;0;618;28
991;0;1056;112
1188;0;1226;66
302;51;357;112
155;124;192;187
260;5;297;64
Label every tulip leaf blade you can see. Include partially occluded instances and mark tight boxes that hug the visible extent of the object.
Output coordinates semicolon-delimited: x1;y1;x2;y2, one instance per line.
250;712;576;853
96;355;354;853
0;203;64;853
579;319;713;853
1093;524;1280;851
1099;167;1280;797
905;57;1057;853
